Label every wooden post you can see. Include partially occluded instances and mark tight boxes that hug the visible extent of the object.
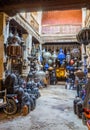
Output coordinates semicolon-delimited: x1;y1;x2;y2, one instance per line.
0;13;7;90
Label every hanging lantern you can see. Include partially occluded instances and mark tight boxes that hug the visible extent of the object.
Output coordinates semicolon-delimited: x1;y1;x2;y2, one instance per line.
35;70;46;80
70;59;74;65
48;66;54;71
71;48;80;57
14;32;21;44
31;43;36;56
48;59;53;65
66;65;74;71
76;27;90;45
7;44;22;57
43;51;51;60
7;40;22;57
7;32;14;44
57;48;65;64
51;51;57;62
44;63;49;70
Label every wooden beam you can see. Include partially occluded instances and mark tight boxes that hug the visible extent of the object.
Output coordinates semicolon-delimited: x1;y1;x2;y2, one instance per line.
0;0;89;16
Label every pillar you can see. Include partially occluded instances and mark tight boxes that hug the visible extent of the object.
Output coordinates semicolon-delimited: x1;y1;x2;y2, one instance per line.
38;43;42;63
82;8;87;27
37;11;42;35
22;34;32;77
81;8;87;69
22;34;28;60
0;12;7;90
26;34;32;56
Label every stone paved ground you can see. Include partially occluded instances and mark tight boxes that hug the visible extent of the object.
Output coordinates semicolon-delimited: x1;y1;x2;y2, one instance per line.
0;84;87;130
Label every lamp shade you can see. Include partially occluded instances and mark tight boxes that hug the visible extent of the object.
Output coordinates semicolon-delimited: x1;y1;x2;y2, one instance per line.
52;51;57;62
48;59;53;65
57;48;65;64
44;63;49;70
57;48;65;60
35;70;46;80
76;27;90;45
71;48;80;57
70;59;74;65
43;52;51;59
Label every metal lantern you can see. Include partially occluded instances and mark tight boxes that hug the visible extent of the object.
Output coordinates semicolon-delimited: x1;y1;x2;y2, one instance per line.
76;27;90;45
31;44;36;56
35;70;46;80
70;59;74;65
7;42;22;57
14;32;21;44
57;48;65;64
43;51;51;60
66;51;71;63
7;32;14;44
51;51;57;62
48;59;53;65
71;48;80;57
44;63;49;70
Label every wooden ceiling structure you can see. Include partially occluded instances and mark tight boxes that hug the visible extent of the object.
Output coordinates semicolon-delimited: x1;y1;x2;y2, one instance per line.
0;0;90;16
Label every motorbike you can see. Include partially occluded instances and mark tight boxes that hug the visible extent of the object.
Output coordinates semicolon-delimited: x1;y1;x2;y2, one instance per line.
3;93;18;115
3;73;32;115
0;89;18;115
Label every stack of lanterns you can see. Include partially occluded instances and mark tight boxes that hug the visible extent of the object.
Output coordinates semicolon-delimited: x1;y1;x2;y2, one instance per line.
43;51;51;69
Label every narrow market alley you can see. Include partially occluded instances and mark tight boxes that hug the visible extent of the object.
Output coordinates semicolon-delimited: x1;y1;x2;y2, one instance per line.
0;84;87;130
0;1;90;130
